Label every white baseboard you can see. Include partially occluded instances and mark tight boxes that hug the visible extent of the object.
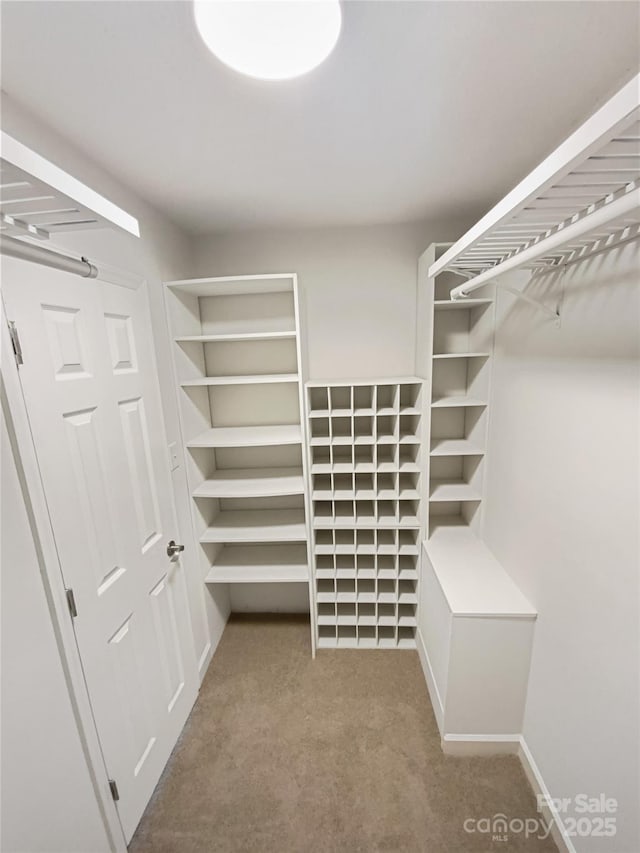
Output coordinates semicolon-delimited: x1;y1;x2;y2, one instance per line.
415;627;444;734
442;733;520;756
518;737;576;853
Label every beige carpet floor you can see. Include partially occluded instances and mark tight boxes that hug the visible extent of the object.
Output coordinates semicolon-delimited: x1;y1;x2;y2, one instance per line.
129;615;557;853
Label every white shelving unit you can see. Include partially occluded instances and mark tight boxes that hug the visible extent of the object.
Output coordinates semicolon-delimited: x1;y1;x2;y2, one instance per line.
306;379;424;649
164;274;313;647
417;244;495;538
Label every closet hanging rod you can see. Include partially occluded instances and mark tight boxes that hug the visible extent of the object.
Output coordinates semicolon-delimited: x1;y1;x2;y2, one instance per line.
450;186;639;300
0;234;98;278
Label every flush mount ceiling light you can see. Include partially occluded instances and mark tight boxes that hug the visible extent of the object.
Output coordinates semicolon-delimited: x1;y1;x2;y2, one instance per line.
193;0;342;81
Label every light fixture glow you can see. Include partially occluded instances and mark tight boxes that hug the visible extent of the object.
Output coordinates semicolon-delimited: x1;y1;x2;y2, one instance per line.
193;0;342;81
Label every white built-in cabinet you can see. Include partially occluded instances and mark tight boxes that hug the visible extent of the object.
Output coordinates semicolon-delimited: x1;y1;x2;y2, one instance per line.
305;379;424;649
164;275;313;648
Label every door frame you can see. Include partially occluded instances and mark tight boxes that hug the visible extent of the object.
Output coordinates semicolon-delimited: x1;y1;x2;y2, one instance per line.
0;255;168;852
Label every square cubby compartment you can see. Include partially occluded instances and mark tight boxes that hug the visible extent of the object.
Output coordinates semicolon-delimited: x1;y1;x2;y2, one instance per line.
336;578;356;601
331;416;352;441
378;579;396;602
430;406;487;455
334;500;355;522
312;445;331;469
356;554;376;578
334;529;355;553
317;603;336;624
356;500;375;523
331;445;353;470
312;473;332;498
398;443;419;470
355;472;375;498
398;529;419;553
337;625;357;645
354;444;374;470
398;603;417;627
315;529;334;553
377;529;396;554
377;555;396;580
358;602;376;624
356;579;376;602
353;385;374;414
316;554;334;575
330;386;352;414
431;356;490;404
314;500;333;521
376;444;396;470
398;579;417;603
356;529;375;553
377;500;397;523
398;554;418;579
378;626;396;647
358;626;377;647
399;383;420;412
353;415;374;443
399;414;420;442
310;418;330;441
398;472;419;497
309;386;329;413
430;455;483;501
336;554;356;577
398;500;419;524
376;471;396;498
376;414;397;442
336;603;357;625
398;626;416;647
378;603;396;625
318;625;336;644
316;579;335;601
376;384;397;413
333;473;354;498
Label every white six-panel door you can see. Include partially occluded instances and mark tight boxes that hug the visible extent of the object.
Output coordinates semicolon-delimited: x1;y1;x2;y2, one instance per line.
2;257;198;842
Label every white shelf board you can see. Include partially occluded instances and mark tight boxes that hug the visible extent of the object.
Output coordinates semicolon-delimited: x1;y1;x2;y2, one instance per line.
432;352;490;360
165;274;294;297
175;331;296;344
429;480;482;502
193;467;304;498
181;373;298;387
424;528;537;618
431;396;488;409
433;299;493;310
306;376;422;387
187;424;301;448
430;438;486;457
204;544;308;583
201;510;307;543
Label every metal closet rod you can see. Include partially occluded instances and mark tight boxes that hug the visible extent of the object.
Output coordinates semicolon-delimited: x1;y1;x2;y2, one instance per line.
450;186;640;300
0;234;98;278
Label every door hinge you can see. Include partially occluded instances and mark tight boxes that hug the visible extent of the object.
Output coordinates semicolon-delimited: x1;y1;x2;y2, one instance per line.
65;588;78;618
108;779;120;802
8;320;23;366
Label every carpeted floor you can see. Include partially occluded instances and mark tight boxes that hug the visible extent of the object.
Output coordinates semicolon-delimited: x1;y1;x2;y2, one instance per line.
129;615;557;853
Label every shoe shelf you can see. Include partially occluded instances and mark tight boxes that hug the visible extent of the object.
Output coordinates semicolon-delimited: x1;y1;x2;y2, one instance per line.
306;379;424;649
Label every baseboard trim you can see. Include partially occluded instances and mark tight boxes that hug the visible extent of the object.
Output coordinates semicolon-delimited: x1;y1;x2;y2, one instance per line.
415;628;444;734
518;737;576;853
442;734;520;756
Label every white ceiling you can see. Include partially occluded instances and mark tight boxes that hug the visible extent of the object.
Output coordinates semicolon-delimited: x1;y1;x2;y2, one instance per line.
1;1;639;234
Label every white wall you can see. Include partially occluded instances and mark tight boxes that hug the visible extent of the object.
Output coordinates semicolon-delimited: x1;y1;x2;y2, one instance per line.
482;244;639;852
1;401;112;853
192;221;469;612
0;94;227;679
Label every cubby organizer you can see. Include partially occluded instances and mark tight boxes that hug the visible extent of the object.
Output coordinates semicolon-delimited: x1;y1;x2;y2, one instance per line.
306;379;423;649
164;274;313;646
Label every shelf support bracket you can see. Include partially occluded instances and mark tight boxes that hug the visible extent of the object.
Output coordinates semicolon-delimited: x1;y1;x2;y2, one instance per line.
498;282;561;328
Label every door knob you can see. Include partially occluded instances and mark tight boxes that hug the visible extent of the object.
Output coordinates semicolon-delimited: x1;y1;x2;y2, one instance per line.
167;540;185;558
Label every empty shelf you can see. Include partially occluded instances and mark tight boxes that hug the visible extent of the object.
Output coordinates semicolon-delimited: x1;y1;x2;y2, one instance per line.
166;275;294;297
429;480;482;502
432;352;490;359
193;467;304;498
430;438;486;456
431;396;488;408
205;544;308;583
187;424;302;448
181;373;298;386
175;331;296;343
201;510;307;542
433;299;493;310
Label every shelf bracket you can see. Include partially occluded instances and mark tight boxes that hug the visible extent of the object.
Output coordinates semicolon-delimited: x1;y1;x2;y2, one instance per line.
498;282;561;328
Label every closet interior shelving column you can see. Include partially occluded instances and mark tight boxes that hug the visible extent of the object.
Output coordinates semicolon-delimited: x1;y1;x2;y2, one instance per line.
164;274;313;647
306;379;424;649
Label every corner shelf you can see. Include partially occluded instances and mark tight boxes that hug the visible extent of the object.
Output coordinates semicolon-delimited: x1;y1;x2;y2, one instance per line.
164;273;313;651
306;379;424;650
